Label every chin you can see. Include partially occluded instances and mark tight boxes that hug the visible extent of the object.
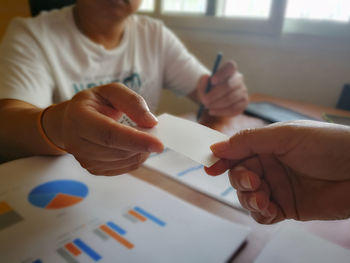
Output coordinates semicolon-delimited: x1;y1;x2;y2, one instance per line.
104;0;133;14
106;0;130;7
95;0;131;18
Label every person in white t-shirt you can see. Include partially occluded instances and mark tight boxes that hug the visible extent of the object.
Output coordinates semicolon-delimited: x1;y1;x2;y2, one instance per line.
0;0;248;175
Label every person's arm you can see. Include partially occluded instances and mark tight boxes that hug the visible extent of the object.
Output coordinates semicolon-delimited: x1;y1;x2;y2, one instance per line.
0;18;57;163
0;83;164;175
206;121;350;223
158;23;248;117
156;20;248;117
160;23;209;97
0;99;61;162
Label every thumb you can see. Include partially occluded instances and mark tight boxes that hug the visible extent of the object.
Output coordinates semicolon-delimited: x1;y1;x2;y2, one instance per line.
196;74;210;104
210;124;292;160
95;83;158;128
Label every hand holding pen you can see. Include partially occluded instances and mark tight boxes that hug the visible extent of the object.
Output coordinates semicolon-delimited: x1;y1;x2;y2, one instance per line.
196;53;248;121
197;53;223;120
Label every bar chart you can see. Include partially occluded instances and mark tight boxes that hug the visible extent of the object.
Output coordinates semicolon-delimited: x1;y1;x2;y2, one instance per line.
99;222;134;250
56;207;166;262
28;180;88;209
57;238;102;262
73;239;102;261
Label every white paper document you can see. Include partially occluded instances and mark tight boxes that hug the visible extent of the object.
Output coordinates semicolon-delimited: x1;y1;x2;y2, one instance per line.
255;226;350;263
149;113;229;167
0;155;249;263
145;148;243;209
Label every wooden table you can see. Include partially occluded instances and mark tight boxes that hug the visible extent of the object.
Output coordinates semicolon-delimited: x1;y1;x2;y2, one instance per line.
131;93;350;262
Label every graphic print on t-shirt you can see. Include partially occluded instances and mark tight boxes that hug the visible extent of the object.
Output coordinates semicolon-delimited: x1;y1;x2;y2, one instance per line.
72;72;142;94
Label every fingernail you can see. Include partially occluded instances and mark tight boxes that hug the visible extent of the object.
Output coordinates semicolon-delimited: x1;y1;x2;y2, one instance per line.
139;97;153;114
240;175;252;190
145;111;158;123
148;143;163;153
210;141;230;153
249;195;259;210
142;99;150;112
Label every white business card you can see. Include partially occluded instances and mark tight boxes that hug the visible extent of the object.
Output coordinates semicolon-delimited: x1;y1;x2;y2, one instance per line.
148;113;229;167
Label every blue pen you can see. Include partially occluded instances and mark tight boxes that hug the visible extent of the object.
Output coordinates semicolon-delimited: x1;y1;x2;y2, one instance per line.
196;52;223;121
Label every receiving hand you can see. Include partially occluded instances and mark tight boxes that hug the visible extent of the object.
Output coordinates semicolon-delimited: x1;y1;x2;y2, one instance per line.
196;61;248;117
205;121;350;224
43;83;164;176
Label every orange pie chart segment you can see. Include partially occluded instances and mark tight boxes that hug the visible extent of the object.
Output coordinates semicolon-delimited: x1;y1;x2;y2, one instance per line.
46;193;84;209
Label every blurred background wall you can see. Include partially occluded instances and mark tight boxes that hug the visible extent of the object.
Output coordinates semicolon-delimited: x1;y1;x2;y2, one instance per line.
0;0;29;38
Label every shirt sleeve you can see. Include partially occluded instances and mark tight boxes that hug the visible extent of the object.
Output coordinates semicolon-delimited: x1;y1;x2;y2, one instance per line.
160;23;209;96
0;18;54;108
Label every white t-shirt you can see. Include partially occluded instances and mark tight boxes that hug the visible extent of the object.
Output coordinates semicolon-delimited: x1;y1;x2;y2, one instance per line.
0;6;208;112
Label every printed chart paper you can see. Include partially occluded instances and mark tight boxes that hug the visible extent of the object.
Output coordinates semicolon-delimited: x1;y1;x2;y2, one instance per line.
0;155;249;263
148;113;229;167
255;226;350;263
145;148;243;209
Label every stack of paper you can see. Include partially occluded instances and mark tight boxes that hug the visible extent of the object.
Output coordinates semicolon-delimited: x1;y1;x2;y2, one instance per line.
0;155;249;262
255;226;350;263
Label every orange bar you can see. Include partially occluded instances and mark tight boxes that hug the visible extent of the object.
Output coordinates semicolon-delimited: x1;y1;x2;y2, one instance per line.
100;225;134;249
129;210;147;222
65;242;81;256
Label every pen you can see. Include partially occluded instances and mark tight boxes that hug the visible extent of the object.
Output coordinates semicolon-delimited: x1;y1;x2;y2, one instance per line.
196;52;223;121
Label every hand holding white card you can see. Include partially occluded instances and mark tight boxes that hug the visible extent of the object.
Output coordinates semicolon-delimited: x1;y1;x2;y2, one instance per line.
148;113;229;167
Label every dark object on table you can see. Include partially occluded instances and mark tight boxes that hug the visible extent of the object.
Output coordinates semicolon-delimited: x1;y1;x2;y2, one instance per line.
337;84;350;111
244;102;316;123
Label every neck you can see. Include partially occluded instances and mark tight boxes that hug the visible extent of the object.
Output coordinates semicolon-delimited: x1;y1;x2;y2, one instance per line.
73;5;127;50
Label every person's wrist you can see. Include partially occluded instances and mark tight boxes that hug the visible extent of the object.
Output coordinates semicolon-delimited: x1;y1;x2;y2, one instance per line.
42;102;69;151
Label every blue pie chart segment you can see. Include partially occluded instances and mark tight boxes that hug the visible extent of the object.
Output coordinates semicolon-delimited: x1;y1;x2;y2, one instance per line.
28;180;88;209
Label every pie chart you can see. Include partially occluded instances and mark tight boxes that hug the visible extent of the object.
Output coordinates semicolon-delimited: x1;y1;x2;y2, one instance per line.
28;180;88;209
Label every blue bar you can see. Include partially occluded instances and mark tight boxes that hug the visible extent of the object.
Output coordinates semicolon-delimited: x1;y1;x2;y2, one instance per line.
177;165;203;177
73;238;102;261
106;221;126;235
221;187;234;197
32;260;43;263
134;207;166;227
